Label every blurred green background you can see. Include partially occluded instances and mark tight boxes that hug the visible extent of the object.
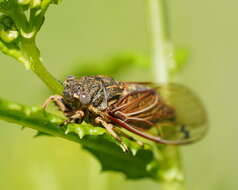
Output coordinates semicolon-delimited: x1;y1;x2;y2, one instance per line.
0;0;237;190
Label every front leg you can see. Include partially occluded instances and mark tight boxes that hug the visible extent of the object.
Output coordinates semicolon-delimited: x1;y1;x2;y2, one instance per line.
42;95;66;112
95;117;128;152
43;96;84;125
64;110;85;125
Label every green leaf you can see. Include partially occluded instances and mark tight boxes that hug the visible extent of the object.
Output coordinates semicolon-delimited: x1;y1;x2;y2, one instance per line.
65;122;106;139
34;130;53;137
83;140;160;179
0;97;163;180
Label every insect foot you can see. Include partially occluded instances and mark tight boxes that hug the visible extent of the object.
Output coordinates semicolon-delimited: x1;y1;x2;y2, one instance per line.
95;117;129;153
119;142;129;153
115;128;144;148
60;111;85;127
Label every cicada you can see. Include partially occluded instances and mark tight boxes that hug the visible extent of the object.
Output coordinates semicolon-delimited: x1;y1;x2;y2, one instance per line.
43;75;208;151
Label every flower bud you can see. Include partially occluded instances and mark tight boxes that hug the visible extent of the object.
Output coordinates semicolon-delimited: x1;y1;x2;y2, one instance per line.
17;0;31;5
0;30;18;43
30;0;41;8
0;15;18;43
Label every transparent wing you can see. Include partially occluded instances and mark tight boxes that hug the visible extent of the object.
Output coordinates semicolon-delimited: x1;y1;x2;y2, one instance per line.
154;83;208;143
109;83;208;145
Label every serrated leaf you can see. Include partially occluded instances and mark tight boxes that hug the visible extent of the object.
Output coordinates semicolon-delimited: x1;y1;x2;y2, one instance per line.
65;122;106;139
0;97;163;180
83;139;160;179
34;130;53;137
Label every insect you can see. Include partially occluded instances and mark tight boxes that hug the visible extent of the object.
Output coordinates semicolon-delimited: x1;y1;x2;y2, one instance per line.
43;75;208;151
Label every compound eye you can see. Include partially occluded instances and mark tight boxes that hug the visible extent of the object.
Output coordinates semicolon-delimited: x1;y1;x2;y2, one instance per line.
67;75;75;80
80;93;91;105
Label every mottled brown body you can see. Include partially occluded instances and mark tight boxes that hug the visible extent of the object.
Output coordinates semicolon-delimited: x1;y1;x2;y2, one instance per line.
62;76;175;130
43;75;207;151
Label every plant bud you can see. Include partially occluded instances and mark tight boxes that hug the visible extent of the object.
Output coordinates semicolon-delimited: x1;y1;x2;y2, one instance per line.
17;0;31;5
30;0;41;8
0;16;18;43
0;30;18;43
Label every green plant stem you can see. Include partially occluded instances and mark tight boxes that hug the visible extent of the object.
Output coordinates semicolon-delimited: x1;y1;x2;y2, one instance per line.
20;37;63;94
148;0;186;189
157;145;185;190
149;0;169;83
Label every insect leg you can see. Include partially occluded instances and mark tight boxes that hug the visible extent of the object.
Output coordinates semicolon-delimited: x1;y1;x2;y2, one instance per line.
114;128;144;147
63;110;85;125
42;95;66;112
95;117;129;152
